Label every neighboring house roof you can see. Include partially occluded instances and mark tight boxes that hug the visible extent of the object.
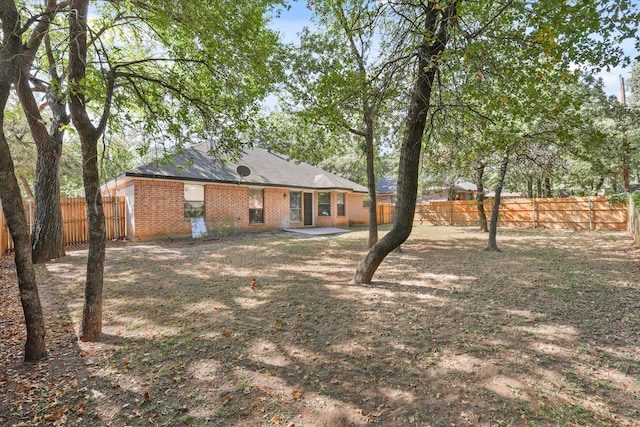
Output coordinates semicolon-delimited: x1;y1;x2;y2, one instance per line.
425;179;477;193
485;190;526;198
376;176;397;195
452;179;477;192
111;142;368;193
417;194;448;202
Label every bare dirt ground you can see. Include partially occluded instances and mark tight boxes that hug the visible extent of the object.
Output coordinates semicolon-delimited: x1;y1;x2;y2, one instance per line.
1;225;639;426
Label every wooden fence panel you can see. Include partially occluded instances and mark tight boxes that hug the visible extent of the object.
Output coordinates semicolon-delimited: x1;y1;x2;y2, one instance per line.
416;196;627;231
377;203;395;224
0;196;126;254
62;197;88;245
500;199;535;227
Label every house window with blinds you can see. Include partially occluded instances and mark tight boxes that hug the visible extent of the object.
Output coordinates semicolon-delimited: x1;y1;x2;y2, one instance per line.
290;191;302;222
337;193;345;216
318;192;331;216
184;184;205;218
249;188;264;224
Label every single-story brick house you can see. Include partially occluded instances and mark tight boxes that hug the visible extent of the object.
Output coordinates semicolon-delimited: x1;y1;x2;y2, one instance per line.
102;143;369;240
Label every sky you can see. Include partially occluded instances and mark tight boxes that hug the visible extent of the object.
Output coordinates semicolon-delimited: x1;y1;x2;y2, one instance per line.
270;1;637;102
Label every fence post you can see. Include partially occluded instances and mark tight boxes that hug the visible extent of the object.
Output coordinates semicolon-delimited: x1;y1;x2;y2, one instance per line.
112;196;118;240
588;196;593;231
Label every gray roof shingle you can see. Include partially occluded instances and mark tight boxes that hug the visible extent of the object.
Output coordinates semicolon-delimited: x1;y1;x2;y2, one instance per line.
376;176;397;195
123;142;368;193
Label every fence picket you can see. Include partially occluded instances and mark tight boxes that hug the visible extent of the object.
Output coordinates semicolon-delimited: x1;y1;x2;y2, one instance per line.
415;196;627;231
0;196;126;253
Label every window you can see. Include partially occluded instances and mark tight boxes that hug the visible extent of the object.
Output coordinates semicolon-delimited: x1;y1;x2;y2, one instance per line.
249;188;264;224
363;194;370;208
184;184;205;218
337;193;345;216
290;191;302;222
318;192;330;216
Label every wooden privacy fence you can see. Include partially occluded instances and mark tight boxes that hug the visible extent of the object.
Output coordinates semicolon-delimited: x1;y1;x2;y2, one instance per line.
377;203;394;225
0;196;126;254
416;196;627;231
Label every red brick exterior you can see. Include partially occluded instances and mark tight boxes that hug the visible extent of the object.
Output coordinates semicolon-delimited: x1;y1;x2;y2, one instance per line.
114;178;368;240
346;193;368;225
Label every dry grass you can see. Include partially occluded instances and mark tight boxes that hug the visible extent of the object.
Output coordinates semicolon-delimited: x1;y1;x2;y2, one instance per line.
2;225;639;426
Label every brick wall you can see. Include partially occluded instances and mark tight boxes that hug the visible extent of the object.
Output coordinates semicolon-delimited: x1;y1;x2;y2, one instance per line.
264;188;291;229
134;179;187;239
346;193;368;225
205;184;248;232
314;191;366;227
123;179;369;240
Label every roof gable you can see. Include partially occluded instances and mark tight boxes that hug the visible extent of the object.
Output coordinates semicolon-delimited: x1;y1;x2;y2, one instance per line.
124;143;368;193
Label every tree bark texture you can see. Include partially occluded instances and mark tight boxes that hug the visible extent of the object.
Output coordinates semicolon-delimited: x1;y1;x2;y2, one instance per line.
544;176;552;198
364;109;379;248
14;0;67;263
476;161;488;232
486;149;509;252
336;3;380;250
31;122;65;262
354;3;457;284
0;0;47;361
15;73;66;262
69;0;107;341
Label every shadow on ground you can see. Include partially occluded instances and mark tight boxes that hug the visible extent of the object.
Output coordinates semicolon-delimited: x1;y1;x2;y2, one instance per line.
2;225;639;426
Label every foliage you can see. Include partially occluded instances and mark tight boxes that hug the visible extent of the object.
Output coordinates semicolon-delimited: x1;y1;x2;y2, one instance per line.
274;0;408;168
605;190;640;206
77;1;287;157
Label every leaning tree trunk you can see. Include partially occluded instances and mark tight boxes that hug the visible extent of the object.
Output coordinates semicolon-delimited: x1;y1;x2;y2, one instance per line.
353;3;458;284
486;149;509;252
69;0;107;341
476;161;488;232
0;0;47;361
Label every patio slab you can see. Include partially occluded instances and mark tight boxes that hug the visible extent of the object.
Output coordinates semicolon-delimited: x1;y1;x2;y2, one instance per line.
284;227;352;236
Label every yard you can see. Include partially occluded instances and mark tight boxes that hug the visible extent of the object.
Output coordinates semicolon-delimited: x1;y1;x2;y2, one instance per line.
1;225;639;426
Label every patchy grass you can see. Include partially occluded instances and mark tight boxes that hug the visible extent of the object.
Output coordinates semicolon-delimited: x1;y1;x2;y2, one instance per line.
1;225;639;426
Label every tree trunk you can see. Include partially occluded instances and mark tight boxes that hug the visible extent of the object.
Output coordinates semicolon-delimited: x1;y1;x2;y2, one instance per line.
486;149;509;252
14;1;68;263
476;161;488;232
30;127;65;263
526;176;533;199
0;0;47;361
19;176;34;199
364;109;379;248
544;176;552;198
69;0;107;341
353;3;457;284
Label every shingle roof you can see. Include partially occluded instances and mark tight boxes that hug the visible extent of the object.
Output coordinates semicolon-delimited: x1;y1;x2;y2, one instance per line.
376;176;397;195
122;142;368;193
